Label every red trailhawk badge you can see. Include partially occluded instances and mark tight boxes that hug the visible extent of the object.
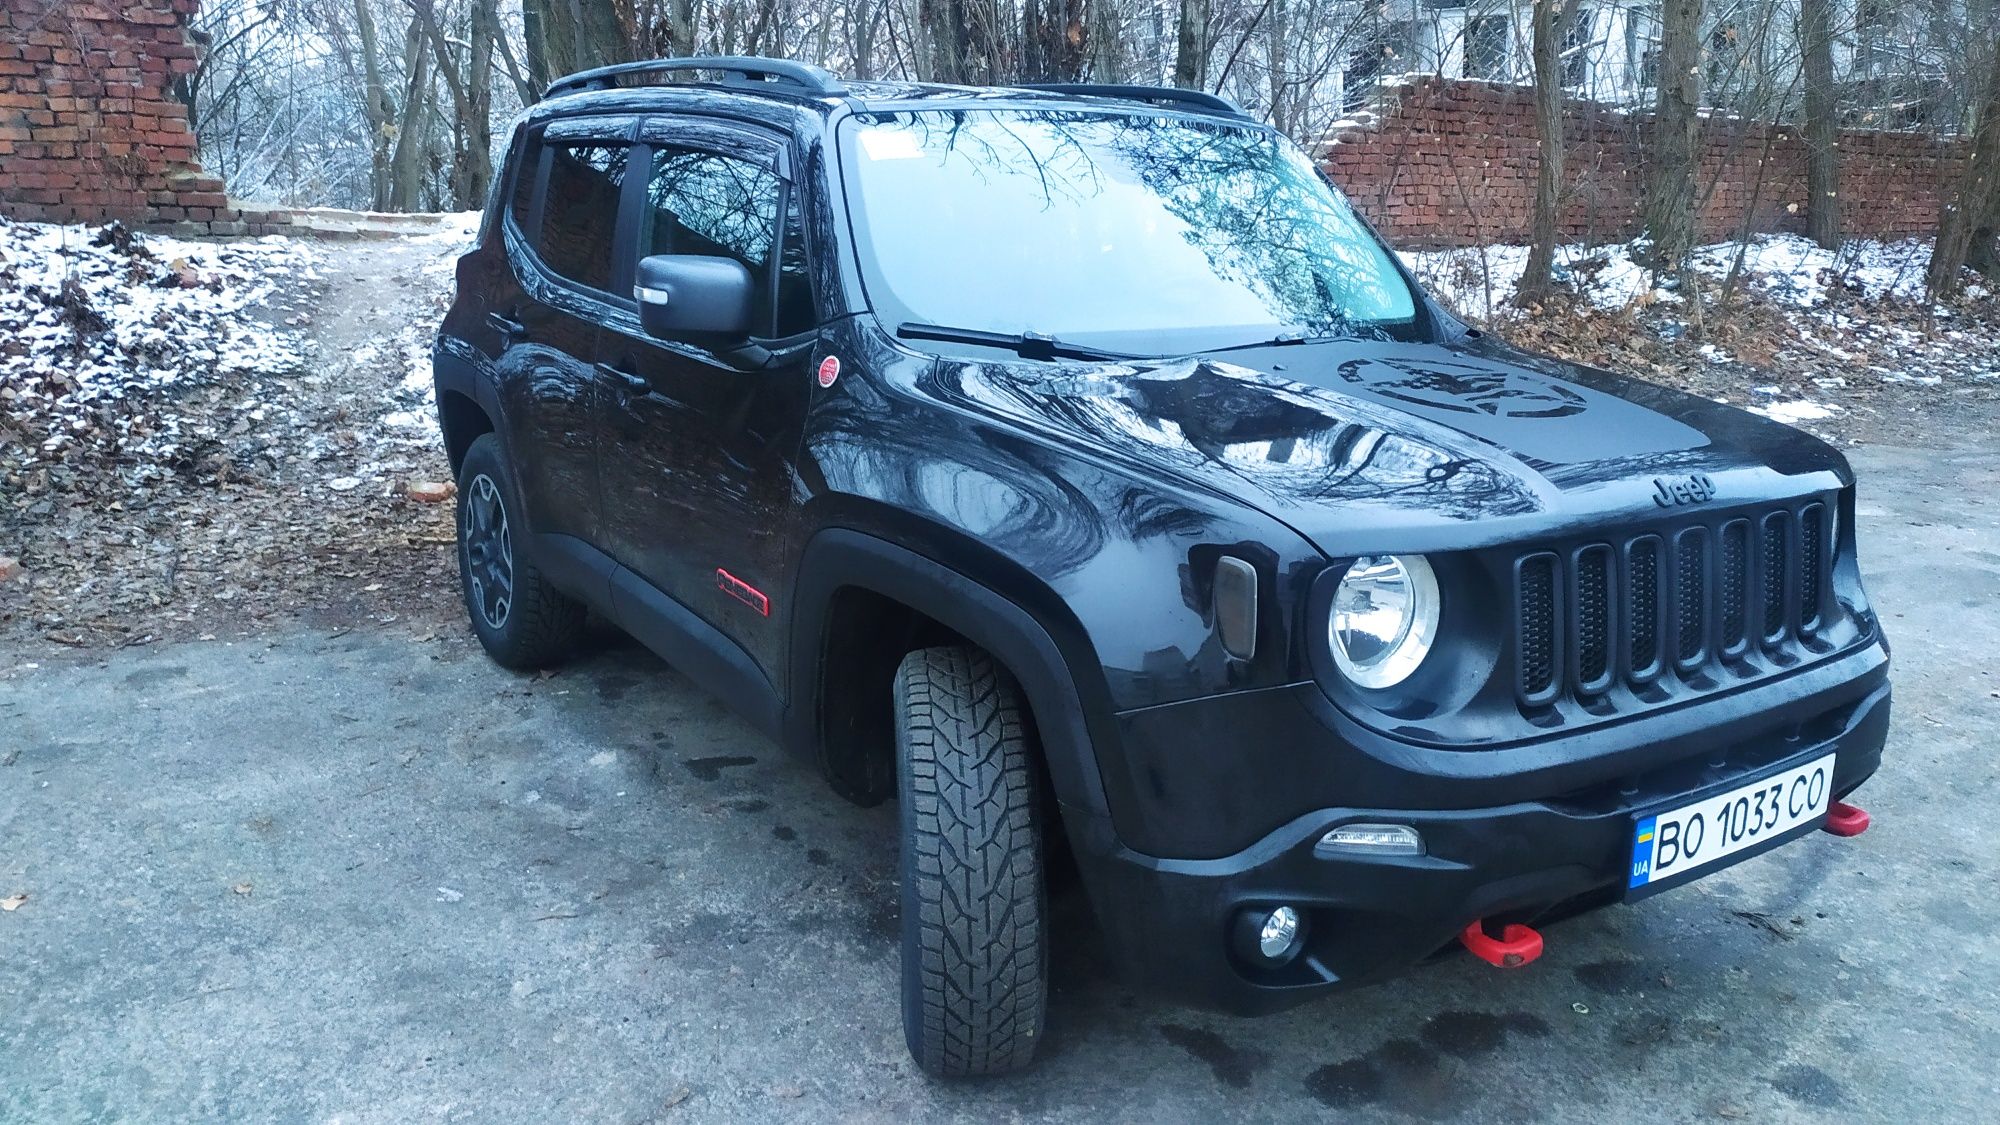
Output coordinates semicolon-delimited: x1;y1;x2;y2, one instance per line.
817;356;841;388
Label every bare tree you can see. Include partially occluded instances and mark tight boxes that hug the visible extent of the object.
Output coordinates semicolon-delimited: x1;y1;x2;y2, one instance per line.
1518;0;1581;304
1929;31;2000;296
1799;0;1841;248
523;0;628;91
1640;0;1704;277
1173;0;1210;88
1023;0;1090;81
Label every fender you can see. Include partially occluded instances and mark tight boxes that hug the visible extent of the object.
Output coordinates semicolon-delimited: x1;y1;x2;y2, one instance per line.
432;337;506;457
784;527;1115;820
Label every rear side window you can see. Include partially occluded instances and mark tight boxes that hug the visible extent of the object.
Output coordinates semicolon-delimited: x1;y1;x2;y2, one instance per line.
536;142;628;292
638;146;812;336
507;133;538;232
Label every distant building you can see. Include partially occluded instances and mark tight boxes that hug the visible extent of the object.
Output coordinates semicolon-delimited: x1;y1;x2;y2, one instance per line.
1337;1;1950;127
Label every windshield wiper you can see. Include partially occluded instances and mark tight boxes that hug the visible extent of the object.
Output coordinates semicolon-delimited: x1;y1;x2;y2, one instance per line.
896;322;1136;362
1199;331;1347;355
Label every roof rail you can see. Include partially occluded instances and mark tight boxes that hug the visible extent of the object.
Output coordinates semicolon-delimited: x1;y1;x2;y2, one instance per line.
544;56;846;101
1018;83;1251;119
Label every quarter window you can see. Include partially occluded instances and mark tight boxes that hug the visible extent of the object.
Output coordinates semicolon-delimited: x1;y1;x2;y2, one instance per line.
537;142;629;292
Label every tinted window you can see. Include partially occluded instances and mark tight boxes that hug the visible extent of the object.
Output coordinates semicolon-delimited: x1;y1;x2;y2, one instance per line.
537;142;628;292
507;132;539;232
639;146;812;336
839;110;1417;355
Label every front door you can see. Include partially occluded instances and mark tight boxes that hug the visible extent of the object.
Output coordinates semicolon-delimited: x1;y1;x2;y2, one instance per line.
594;119;818;677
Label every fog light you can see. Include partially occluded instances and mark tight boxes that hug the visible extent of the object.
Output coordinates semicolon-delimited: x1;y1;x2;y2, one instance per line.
1259;906;1300;957
1233;905;1307;966
1315;823;1424;858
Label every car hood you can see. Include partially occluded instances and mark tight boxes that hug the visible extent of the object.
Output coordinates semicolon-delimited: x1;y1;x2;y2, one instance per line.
936;336;1853;557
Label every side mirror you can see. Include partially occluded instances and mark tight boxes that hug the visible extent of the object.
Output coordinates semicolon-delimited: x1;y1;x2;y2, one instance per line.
634;254;754;340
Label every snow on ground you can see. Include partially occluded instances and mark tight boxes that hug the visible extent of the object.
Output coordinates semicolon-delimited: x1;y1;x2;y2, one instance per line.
1401;233;2000;432
0;219;323;478
1;218;472;644
1400;234;1946;316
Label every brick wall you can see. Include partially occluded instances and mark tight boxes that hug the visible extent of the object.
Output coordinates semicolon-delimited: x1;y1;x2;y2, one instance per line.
0;0;247;233
1322;77;1968;249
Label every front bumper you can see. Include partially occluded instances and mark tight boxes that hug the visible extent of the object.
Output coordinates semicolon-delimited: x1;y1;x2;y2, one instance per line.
1062;670;1889;1015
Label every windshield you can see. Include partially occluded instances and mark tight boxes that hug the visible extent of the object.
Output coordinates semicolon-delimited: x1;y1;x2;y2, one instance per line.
838;108;1421;355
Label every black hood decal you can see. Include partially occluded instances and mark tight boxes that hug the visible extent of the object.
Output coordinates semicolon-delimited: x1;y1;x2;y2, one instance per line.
1328;354;1705;465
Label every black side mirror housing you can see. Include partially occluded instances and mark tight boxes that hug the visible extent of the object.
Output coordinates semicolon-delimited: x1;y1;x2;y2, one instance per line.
634;254;754;341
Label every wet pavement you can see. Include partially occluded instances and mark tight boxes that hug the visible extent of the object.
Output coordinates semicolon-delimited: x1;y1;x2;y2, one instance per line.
3;442;1996;1123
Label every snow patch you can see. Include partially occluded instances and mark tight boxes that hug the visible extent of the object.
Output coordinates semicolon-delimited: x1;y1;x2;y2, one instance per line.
1750;400;1841;424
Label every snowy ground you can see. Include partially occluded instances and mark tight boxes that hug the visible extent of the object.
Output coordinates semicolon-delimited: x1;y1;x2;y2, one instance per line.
1;214;477;645
1401;234;2000;437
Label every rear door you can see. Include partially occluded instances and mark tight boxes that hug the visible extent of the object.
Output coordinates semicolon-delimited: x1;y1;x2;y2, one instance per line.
485;115;639;546
593;117;818;677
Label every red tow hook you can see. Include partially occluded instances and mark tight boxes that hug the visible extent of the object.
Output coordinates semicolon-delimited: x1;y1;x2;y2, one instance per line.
1823;800;1871;837
1459;920;1544;969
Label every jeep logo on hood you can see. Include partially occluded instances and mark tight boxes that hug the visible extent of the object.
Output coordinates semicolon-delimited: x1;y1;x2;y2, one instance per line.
1653;472;1719;507
1335;357;1588;419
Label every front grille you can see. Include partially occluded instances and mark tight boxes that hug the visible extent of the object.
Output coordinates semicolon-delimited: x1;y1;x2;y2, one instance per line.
1513;501;1834;705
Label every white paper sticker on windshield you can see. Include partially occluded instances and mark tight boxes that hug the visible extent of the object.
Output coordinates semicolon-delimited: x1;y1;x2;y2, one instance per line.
857;129;925;161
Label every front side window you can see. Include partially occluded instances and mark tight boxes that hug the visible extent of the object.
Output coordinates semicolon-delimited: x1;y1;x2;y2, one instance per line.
537;142;628;292
639;146;812;336
839;109;1418;355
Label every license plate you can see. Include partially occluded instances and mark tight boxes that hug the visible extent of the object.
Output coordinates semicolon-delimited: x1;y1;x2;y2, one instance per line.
1627;754;1836;896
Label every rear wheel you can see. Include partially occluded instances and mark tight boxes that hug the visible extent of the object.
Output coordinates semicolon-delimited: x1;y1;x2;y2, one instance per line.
894;645;1048;1078
454;434;585;669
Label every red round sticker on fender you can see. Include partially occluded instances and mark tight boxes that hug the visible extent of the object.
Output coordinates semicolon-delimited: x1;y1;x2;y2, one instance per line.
816;356;841;388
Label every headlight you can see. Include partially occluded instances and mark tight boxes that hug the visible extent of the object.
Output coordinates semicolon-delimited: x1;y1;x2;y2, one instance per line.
1330;554;1440;689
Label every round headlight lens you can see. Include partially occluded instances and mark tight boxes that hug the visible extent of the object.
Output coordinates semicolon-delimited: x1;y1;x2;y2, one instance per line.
1330;554;1440;689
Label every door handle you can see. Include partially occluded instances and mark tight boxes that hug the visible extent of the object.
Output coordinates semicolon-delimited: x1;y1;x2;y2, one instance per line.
594;361;651;396
487;311;526;337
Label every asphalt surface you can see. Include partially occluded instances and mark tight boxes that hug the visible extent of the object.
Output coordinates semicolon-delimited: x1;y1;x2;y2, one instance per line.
3;441;1997;1123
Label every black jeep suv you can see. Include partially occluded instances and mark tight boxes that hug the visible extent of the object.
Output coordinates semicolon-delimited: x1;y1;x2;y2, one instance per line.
433;57;1890;1077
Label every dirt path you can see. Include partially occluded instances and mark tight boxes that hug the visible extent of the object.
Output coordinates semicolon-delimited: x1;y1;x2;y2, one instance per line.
0;234;464;647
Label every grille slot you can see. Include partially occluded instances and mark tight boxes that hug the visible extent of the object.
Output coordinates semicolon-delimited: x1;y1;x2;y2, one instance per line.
1674;527;1708;667
1719;519;1749;655
1573;545;1614;692
1760;511;1790;641
1627;535;1663;678
1511;500;1836;709
1798;504;1824;631
1516;553;1560;703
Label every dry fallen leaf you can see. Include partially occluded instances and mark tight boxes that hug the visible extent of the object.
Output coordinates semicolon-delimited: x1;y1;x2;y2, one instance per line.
1;893;26;911
663;1087;692;1110
231;882;253;896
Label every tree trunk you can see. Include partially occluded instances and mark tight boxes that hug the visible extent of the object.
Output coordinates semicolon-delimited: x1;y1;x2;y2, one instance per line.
1518;0;1580;304
848;0;880;79
523;0;629;88
387;15;430;212
1173;0;1209;89
1799;0;1841;249
917;0;970;83
1929;38;2000;297
463;0;496;208
352;0;394;212
1023;0;1089;83
1640;0;1704;276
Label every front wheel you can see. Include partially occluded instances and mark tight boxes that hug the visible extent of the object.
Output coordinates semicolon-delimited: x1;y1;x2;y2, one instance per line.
894;645;1049;1078
454;433;585;669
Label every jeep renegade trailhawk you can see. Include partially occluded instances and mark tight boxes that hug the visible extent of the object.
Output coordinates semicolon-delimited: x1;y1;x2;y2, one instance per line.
433;57;1891;1078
